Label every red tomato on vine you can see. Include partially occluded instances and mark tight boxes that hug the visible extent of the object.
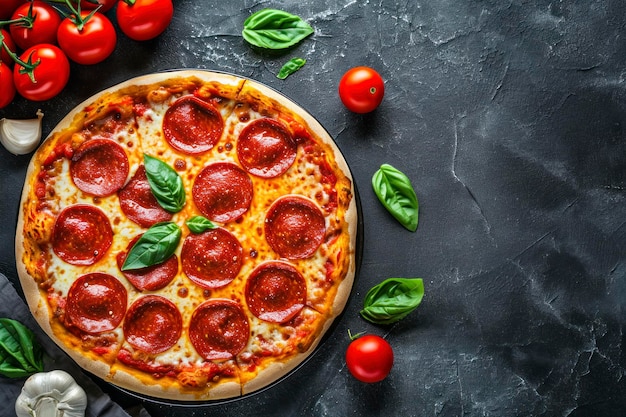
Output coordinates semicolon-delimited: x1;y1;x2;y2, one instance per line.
0;0;25;20
9;1;62;50
79;0;118;13
0;62;16;108
0;29;17;68
13;44;70;101
116;0;174;41
57;11;117;65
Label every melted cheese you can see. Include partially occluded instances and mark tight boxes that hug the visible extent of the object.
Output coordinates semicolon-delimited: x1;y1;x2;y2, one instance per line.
23;76;353;397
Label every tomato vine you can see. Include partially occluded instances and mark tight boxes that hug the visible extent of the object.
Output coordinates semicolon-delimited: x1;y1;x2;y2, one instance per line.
0;0;174;106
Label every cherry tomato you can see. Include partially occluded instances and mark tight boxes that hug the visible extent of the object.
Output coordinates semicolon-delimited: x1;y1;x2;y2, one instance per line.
345;334;394;383
338;66;385;113
0;0;25;20
9;1;62;51
13;44;70;101
116;0;174;41
0;62;16;108
80;0;118;13
1;28;17;68
57;11;117;65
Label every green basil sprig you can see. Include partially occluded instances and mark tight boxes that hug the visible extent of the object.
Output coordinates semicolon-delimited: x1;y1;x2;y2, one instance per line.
144;154;186;213
277;58;306;79
186;215;217;234
0;318;44;378
360;278;424;325
242;9;313;50
372;164;419;232
121;222;181;271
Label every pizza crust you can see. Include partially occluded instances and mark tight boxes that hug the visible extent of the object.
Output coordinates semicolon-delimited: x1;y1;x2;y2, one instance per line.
15;70;358;401
105;366;242;401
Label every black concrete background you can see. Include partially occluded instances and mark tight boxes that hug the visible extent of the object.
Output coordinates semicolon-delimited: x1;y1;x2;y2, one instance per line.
1;1;625;416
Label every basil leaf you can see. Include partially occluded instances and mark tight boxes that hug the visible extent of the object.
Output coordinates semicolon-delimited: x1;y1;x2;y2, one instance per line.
186;215;217;234
372;164;419;232
242;9;314;50
277;58;306;79
144;154;186;213
0;318;44;378
4;318;43;371
360;278;424;325
121;222;181;271
0;359;34;378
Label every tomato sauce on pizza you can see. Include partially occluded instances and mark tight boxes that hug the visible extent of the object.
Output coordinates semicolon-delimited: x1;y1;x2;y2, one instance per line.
16;71;357;400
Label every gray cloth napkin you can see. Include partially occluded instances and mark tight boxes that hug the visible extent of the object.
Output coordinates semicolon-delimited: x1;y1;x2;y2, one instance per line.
0;272;145;417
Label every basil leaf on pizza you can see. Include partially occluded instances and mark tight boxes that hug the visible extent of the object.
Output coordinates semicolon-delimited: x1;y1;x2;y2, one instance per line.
372;164;419;232
144;154;186;213
242;9;313;50
360;278;424;325
186;215;217;233
121;222;181;271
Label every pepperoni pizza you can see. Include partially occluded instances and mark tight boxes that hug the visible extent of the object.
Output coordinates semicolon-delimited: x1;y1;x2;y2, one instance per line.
15;71;357;400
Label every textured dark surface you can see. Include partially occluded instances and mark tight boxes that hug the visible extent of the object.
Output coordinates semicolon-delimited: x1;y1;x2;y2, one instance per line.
1;1;625;416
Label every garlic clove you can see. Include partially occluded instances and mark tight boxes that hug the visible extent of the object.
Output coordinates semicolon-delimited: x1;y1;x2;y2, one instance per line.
0;109;44;155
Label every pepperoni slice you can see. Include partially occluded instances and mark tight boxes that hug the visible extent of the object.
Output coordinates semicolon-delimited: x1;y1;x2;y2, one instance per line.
237;118;297;178
65;273;127;334
70;138;129;197
123;295;182;354
192;162;253;223
264;196;326;259
163;96;224;154
116;234;178;291
118;165;172;228
189;299;249;360
245;261;306;323
52;204;113;266
181;228;243;289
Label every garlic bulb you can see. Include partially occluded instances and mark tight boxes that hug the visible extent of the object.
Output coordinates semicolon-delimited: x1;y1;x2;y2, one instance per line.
0;109;44;155
15;370;87;417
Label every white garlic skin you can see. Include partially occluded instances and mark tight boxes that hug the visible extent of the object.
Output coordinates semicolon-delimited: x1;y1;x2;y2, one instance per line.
0;109;44;155
15;370;88;417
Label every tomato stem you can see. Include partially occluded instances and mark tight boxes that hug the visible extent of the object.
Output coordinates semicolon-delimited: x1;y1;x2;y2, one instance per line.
17;51;41;84
24;1;36;28
0;1;36;29
0;17;32;29
0;32;40;82
347;329;365;341
54;0;101;31
121;0;137;6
